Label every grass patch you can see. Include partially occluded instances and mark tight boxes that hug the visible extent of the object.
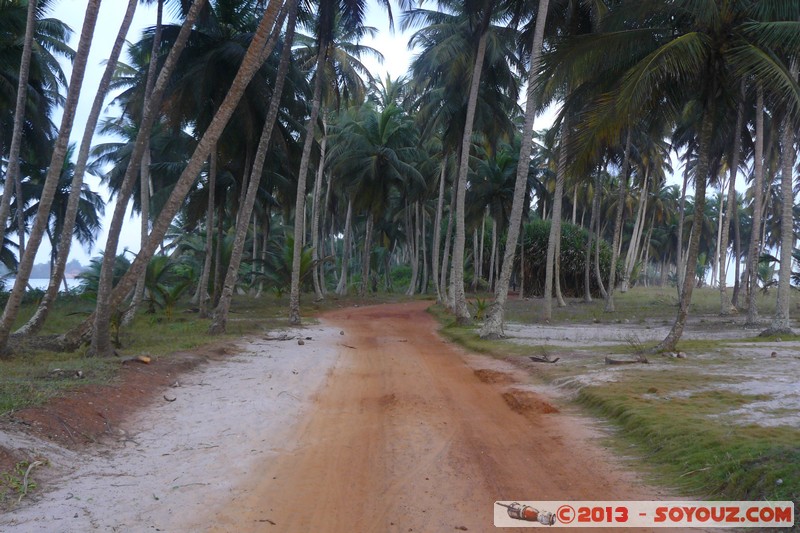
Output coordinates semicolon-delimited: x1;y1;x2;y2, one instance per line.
578;381;800;503
428;297;800;512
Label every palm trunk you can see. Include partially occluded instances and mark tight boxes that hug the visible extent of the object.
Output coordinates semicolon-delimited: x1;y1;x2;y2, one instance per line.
0;0;37;259
732;205;742;307
212;201;225;306
16;0;138;336
359;213;374;297
622;171;648;292
746;86;765;326
488;222;497;292
656;107;713;352
289;36;325;325
479;0;549;337
440;175;456;304
554;225;566;307
452;25;489;323
593;172;607;298
767;60;798;334
720;81;745;315
676;160;690;296
124;0;163;327
406;203;419;296
209;1;294;333
479;210;486;282
544;120;569;320
198;149;217;318
421;208;428;293
432;160;446;302
0;0;102;356
604;129;632;313
471;229;479;291
61;0;281;353
88;0;209;356
336;199;353;295
311;117;327;300
584;183;596;303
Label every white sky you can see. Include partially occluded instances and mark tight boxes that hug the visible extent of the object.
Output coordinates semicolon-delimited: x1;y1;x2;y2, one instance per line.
41;0;557;267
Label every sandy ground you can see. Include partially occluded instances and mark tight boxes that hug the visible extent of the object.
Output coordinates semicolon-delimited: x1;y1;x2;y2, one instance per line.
1;302;715;532
0;326;341;531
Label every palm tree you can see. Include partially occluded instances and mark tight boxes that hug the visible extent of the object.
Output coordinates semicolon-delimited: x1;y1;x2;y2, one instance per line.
326;101;424;296
540;0;800;351
0;0;103;356
288;0;394;325
768;59;798;335
0;0;39;257
209;0;300;334
88;0;211;356
0;0;73;256
17;0;139;336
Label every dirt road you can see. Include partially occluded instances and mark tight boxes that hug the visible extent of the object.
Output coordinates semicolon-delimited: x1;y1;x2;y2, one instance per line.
204;302;665;532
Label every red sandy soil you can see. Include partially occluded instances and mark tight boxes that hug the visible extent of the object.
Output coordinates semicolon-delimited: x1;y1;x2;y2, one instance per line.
1;301;683;532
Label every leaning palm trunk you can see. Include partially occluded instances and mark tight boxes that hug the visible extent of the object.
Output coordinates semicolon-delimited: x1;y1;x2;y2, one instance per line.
604;130;632;312
65;0;282;354
745;86;766;327
0;0;37;257
289;41;326;325
655;108;713;353
88;0;208;356
479;0;549;338
543;121;568;321
452;24;490;324
767;61;798;334
675;162;690;296
16;0;138;337
0;0;102;355
719;81;745;315
209;1;295;334
336;199;353;295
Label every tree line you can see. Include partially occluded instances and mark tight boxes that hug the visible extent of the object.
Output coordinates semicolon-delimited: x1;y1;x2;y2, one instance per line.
0;0;798;357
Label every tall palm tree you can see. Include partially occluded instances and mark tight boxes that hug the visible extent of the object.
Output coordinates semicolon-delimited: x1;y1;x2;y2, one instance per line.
540;0;800;351
89;0;210;356
17;0;139;336
209;0;300;334
326;101;424;296
288;0;394;324
0;0;102;356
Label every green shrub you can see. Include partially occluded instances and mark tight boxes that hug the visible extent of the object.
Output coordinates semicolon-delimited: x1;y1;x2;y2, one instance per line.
521;219;620;297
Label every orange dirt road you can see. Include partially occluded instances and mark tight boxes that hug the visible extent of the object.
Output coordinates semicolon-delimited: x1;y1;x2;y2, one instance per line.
205;301;667;532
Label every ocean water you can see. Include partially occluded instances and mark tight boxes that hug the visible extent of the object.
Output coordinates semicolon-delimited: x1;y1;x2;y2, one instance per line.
3;278;65;291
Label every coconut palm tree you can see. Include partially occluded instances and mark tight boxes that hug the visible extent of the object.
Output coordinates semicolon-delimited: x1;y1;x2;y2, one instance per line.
82;0;284;356
288;0;396;325
0;0;72;256
17;0;139;336
539;0;800;351
326;101;424;296
0;0;102;356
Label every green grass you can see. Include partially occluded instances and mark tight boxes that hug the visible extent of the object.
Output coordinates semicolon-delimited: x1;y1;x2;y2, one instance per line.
0;292;292;415
429;295;800;513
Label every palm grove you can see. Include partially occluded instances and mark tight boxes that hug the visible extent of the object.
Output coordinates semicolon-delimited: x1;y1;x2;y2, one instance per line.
0;0;798;357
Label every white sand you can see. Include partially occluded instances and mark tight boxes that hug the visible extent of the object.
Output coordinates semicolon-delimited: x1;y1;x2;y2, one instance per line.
0;325;342;532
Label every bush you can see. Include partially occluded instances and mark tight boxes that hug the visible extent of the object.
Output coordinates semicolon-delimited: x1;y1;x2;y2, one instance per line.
520;219;620;297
